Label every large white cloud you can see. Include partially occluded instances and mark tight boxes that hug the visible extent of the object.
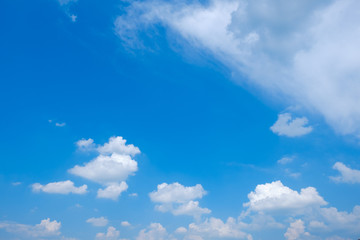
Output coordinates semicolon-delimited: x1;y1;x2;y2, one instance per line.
330;162;360;184
115;0;360;136
270;113;313;137
0;218;61;238
32;180;87;195
244;181;327;212
97;182;128;200
150;182;210;218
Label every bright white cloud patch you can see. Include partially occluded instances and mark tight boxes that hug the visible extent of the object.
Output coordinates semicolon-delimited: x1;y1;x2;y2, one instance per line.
0;218;61;238
331;162;360;183
96;226;120;240
70;136;140;200
97;182;128;200
115;0;360;136
32;180;87;195
284;219;309;240
244;180;327;212
150;182;210;218
86;217;109;227
270;113;313;137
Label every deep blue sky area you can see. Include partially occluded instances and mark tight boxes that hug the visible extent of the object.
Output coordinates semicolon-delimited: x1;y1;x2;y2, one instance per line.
1;1;360;240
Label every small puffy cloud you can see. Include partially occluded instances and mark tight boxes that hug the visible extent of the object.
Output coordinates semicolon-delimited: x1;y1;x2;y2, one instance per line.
86;217;109;227
70;14;77;22
76;138;96;152
175;227;187;234
330;162;360;183
97;182;128;200
150;182;207;203
278;156;294;165
150;182;210;218
0;218;61;238
284;219;309;240
32;180;87;195
96;226;120;240
55;122;66;127
97;136;140;156
188;217;251;239
136;223;168;240
69;154;137;184
244;181;327;212
121;221;131;227
270;113;313;137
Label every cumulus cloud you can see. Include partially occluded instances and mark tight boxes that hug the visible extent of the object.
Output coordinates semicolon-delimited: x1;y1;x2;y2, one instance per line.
69;136;140;200
115;0;360;136
32;180;87;195
0;218;61;238
244;181;327;212
121;221;131;227
150;182;210;218
97;182;128;200
284;219;309;240
96;226;120;240
136;223;169;240
270;113;313;137
330;162;360;183
86;217;109;227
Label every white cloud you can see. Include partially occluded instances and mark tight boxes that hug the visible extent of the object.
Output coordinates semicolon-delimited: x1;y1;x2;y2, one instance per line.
270;113;313;137
58;0;76;5
97;182;128;200
70;154;137;184
96;226;120;240
188;217;252;239
12;182;22;186
175;227;187;234
244;181;327;212
284;219;309;240
0;218;61;238
86;217;109;227
136;223;169;240
115;0;360;137
121;221;131;227
55;122;66;127
330;162;360;183
278;156;294;165
76;138;96;151
318;206;360;232
97;136;140;156
32;180;87;195
150;182;207;203
150;182;210;218
70;14;77;22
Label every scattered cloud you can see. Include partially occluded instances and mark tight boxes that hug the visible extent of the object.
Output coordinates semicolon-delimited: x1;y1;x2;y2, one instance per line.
284;219;310;240
121;221;131;227
57;0;76;6
32;180;88;195
270;113;313;137
55;122;66;127
175;227;187;234
150;182;210;218
97;182;128;200
86;217;109;227
76;138;96;152
331;162;360;183
244;180;327;212
0;218;61;238
12;182;22;186
96;226;120;240
129;193;138;197
70;14;77;22
277;156;294;165
136;223;169;240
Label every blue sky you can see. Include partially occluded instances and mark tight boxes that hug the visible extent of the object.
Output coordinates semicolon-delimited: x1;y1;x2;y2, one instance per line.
1;0;360;239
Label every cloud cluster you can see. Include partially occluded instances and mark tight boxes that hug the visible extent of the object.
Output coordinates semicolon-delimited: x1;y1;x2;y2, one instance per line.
32;180;87;195
149;182;210;218
69;136;140;200
115;0;360;137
